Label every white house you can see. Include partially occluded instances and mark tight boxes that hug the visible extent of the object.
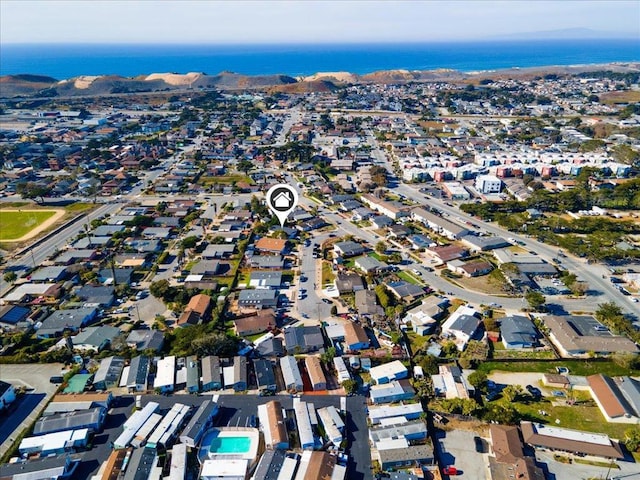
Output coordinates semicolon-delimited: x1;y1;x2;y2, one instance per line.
475;174;503;194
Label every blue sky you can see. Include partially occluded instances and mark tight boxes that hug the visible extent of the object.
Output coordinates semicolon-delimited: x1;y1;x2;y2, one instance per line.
1;0;638;44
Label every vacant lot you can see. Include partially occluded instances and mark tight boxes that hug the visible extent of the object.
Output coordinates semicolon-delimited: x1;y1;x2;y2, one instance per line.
599;90;640;104
0;209;63;241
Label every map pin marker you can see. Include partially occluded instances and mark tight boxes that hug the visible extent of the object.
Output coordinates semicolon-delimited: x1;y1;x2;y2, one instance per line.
266;183;299;227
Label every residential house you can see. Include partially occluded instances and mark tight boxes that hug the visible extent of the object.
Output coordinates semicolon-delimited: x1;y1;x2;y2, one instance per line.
333;241;367;258
305;356;327;391
280;355;304;392
255;237;288;255
93;356;125;390
500;315;540;349
37;307;98;338
544;315;638;357
253;359;277;394
334;272;365;294
404;296;448;336
432;365;472;399
232;356;247;392
0;304;32;330
441;305;483;351
520;421;624;460
249;271;282;289
411;207;469;239
370;379;415;404
177;294;213;327
72;326;120;352
126;355;150;392
386;281;426;302
369;360;408;385
447;259;493;277
587;374;640;423
344;321;370;351
238;289;278;310
201;356;222;391
355;289;383;318
284;325;325;354
126;330;164;352
233;310;277;337
354;256;390;274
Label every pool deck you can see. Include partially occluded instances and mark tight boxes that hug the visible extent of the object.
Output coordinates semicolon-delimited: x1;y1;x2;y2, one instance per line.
199;427;260;463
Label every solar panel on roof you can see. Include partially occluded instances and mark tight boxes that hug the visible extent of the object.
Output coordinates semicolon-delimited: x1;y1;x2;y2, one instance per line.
0;306;30;324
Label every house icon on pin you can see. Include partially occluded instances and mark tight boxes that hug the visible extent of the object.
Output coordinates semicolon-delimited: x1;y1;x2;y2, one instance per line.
273;191;292;208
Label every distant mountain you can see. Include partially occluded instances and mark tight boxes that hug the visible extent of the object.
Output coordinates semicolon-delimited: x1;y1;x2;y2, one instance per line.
491;28;638;40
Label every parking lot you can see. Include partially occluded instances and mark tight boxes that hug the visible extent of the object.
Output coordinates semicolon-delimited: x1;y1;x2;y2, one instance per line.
0;363;65;459
435;429;489;480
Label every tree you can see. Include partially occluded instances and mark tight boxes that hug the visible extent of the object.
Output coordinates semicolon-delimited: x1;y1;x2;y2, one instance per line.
149;279;171;299
237;159;254;175
341;379;358;395
441;341;458;358
17;182;48;203
181;236;198;249
320;346;336;365
624;427;640;452
192;333;239;357
412;377;434;399
502;384;523;403
3;271;17;283
524;290;546;311
482;403;520;425
467;370;488;391
419;354;439;375
375;241;387;254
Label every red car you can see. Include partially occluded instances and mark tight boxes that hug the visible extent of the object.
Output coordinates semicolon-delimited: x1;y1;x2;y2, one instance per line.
443;466;458;475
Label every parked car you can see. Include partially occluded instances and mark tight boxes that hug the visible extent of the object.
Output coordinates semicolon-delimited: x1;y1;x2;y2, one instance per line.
443;466;458;475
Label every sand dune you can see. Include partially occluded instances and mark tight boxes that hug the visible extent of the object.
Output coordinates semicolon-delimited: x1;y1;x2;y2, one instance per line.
145;72;203;85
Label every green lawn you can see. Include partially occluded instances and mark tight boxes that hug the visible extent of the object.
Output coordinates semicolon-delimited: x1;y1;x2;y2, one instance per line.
321;262;335;286
0;210;57;240
496;397;626;439
478;360;640;377
397;271;422;285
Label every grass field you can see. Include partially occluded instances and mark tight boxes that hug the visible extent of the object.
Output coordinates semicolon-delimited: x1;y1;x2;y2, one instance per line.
0;210;57;240
478;359;640;377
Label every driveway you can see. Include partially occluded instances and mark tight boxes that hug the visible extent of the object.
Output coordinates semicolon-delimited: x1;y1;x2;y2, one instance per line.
435;429;489;480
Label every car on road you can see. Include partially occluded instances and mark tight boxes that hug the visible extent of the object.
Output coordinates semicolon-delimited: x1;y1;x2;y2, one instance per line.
300;275;307;282
488;302;501;308
322;298;332;304
443;466;458;475
412;269;422;276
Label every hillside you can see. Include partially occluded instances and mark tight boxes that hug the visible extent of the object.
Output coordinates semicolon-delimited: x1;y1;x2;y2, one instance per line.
1;63;639;99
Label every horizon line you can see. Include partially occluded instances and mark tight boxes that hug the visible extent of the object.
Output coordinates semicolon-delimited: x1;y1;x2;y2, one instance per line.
2;36;639;47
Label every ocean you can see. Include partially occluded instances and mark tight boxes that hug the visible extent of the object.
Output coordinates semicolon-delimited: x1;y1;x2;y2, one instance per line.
1;39;638;80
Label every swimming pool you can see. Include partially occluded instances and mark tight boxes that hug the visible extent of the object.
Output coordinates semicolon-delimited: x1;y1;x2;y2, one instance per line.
199;428;260;463
209;435;251;454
